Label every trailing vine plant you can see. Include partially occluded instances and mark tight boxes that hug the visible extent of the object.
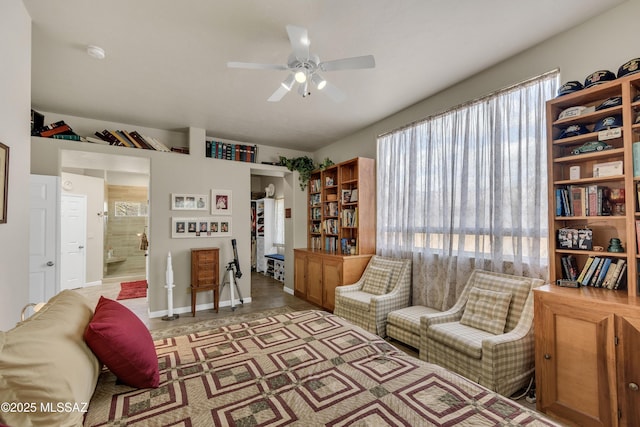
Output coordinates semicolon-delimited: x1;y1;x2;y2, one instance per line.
279;156;333;191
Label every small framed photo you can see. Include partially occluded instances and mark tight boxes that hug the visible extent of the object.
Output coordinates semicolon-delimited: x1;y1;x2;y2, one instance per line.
171;193;209;211
0;142;8;224
211;189;232;215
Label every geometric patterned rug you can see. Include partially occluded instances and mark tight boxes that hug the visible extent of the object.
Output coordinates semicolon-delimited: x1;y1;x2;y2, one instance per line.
150;305;295;340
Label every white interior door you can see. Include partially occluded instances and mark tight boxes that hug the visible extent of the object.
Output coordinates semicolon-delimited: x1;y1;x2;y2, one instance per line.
29;175;59;302
60;193;87;290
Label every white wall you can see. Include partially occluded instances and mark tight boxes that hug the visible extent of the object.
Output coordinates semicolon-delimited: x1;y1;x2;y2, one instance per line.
0;0;31;330
314;0;640;164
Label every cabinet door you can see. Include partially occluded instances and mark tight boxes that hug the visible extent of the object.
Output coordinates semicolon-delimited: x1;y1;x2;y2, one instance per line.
535;295;616;427
322;257;343;312
306;254;323;306
616;314;640;427
294;252;306;296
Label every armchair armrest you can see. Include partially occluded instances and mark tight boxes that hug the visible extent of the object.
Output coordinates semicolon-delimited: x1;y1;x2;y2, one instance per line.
335;280;364;295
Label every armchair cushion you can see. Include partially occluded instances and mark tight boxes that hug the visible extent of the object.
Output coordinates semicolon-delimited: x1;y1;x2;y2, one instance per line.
427;322;495;359
471;273;530;332
361;266;392;295
460;287;512;334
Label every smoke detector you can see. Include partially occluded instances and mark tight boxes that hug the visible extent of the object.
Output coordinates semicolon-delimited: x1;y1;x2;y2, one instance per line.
87;45;106;60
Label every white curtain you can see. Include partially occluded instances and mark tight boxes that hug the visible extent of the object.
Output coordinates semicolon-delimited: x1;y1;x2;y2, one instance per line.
376;71;558;310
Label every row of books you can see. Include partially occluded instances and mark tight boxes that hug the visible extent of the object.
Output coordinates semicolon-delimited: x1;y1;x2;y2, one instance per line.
325;202;339;217
323;219;339;235
311;206;321;220
340;238;357;255
562;255;626;289
92;129;173;151
556;185;612;217
341;208;358;227
309;179;322;193
205;140;257;163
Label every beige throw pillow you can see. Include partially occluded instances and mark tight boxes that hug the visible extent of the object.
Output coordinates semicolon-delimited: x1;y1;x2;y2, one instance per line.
460;287;512;334
361;266;392;295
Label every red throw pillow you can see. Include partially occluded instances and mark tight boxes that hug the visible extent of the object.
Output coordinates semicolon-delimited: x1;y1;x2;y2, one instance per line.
84;296;159;388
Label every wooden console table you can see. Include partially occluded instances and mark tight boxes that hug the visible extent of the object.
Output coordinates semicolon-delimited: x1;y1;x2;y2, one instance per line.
190;247;219;316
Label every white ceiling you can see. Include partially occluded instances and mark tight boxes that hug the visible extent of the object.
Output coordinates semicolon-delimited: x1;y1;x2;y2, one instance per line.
23;0;624;152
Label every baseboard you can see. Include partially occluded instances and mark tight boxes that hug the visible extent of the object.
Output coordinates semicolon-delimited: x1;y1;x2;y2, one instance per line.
149;297;253;318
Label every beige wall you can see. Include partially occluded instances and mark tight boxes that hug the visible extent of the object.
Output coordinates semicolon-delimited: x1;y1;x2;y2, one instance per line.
0;0;31;330
30;130;309;316
314;0;640;165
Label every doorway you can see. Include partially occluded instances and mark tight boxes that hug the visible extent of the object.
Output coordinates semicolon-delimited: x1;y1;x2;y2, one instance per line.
60;193;87;290
60;150;150;285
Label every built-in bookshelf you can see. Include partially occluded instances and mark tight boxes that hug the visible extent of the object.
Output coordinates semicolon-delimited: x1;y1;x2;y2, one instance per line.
306;157;375;255
535;71;640;426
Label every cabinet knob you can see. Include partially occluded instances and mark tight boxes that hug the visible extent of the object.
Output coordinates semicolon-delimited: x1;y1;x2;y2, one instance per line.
544;354;551;360
629;382;639;391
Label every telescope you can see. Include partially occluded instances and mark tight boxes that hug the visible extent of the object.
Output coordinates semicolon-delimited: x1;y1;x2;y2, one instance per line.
221;238;244;310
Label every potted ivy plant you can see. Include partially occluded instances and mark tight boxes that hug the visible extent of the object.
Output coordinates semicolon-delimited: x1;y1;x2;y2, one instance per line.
279;156;334;190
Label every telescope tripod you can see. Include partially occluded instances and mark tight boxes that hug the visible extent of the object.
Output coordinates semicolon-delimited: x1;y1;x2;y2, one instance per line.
220;261;244;311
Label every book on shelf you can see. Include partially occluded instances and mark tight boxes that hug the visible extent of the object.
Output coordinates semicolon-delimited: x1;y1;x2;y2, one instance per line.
349;188;358;202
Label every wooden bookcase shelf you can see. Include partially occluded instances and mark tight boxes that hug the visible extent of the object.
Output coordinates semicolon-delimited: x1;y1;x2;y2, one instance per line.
536;72;640;427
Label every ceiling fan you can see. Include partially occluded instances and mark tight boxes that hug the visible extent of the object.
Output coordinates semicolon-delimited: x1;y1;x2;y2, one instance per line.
227;25;375;103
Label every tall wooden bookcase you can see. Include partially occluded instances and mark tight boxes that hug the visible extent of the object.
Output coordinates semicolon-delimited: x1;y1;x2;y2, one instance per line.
535;73;640;427
295;157;375;311
307;157;375;255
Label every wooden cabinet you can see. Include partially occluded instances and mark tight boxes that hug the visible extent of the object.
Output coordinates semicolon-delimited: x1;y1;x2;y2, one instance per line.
294;249;371;311
534;285;640;427
190;247;219;316
540;73;640;426
307;157;375;255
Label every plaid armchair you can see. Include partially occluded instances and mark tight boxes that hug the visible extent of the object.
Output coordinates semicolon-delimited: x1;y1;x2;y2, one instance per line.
334;256;411;338
419;270;544;397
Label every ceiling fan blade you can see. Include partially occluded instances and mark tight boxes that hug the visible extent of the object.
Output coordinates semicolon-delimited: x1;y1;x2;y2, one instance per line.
286;25;310;61
227;61;287;71
320;81;346;103
267;85;290;102
319;55;375;72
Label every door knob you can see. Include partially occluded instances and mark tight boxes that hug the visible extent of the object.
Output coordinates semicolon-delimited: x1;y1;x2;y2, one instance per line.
46;261;54;266
629;382;639;391
78;245;85;249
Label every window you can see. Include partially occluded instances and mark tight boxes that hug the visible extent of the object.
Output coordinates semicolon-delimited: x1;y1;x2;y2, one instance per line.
274;198;285;246
377;70;558;309
114;201;148;217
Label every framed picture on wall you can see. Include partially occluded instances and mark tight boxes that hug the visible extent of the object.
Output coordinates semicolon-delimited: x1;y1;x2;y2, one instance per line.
211;189;232;215
0;142;8;224
171;216;232;238
171;193;209;211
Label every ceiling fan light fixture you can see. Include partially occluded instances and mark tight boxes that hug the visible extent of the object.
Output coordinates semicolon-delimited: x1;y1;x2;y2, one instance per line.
294;70;307;83
312;73;327;90
281;74;295;91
